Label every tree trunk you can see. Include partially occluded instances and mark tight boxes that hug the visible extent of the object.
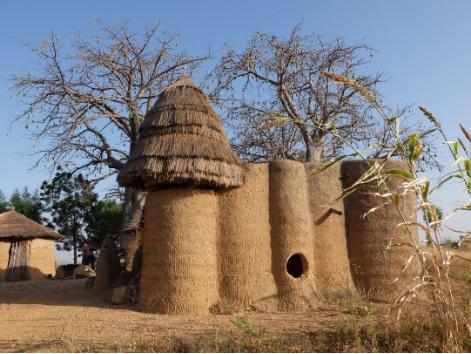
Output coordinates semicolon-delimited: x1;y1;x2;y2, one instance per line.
304;135;325;163
309;144;324;163
73;235;77;265
121;187;146;249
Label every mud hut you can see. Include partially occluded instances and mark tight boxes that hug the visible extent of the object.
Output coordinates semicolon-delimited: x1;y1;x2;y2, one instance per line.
0;209;61;281
118;76;419;314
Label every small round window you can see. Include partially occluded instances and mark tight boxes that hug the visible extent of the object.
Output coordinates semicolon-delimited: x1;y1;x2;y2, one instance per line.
286;253;307;278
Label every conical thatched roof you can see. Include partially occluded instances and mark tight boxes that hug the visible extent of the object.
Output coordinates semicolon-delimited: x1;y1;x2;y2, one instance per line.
118;75;246;189
0;209;62;240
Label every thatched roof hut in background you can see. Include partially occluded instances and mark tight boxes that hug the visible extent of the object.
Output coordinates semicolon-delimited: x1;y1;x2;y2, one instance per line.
0;210;62;241
0;209;61;281
118;75;246;190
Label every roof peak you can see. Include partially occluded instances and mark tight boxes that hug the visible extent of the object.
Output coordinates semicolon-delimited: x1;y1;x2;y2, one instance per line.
1;208;17;216
168;75;195;89
0;208;62;240
118;74;246;190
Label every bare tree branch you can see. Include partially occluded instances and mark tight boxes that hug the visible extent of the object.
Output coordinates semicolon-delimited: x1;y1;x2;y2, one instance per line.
209;26;416;163
12;22;208;179
11;23;209;232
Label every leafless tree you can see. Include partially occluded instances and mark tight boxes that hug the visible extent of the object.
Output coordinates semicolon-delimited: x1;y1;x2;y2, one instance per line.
209;26;437;166
11;23;208;239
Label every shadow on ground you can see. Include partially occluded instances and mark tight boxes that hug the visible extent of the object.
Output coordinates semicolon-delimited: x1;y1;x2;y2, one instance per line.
0;278;133;310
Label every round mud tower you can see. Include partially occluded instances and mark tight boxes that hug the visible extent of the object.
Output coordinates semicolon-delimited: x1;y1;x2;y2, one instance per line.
269;160;316;311
341;160;420;302
94;236;120;291
125;234;139;272
218;163;278;311
140;189;219;314
305;163;356;294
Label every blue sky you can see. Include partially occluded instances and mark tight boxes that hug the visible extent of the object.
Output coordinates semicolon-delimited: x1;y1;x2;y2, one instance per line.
1;0;470;237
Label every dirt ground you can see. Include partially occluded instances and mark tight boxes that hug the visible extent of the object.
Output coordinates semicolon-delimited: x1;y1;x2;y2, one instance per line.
1;248;470;352
0;279;375;352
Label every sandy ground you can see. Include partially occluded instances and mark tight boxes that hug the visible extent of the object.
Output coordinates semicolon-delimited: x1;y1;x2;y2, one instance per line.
1;248;469;352
0;279;362;352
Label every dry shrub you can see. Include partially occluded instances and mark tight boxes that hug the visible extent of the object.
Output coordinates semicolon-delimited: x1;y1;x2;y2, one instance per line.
264;71;471;351
318;71;471;352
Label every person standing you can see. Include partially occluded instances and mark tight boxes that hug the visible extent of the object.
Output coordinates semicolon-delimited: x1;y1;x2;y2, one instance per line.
81;241;95;269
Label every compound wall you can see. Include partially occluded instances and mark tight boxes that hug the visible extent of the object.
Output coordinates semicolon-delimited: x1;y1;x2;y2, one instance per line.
0;238;56;282
139;160;419;313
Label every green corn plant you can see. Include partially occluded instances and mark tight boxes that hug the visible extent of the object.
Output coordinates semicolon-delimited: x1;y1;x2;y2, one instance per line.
257;71;471;351
321;71;471;352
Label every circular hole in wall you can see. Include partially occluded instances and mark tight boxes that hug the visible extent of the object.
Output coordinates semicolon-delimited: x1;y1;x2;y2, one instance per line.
286;253;307;278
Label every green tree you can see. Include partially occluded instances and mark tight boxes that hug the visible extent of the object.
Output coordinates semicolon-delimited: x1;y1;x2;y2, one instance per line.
0;190;8;213
9;187;43;223
40;168;97;264
86;200;123;250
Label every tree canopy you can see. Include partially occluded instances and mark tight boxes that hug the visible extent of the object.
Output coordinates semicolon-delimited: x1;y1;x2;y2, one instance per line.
11;23;439;244
85;200;123;250
40;168;98;263
0;190;8;213
9;188;43;223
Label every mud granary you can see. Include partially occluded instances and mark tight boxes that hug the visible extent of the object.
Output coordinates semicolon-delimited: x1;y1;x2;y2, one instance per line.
0;209;61;282
118;76;419;314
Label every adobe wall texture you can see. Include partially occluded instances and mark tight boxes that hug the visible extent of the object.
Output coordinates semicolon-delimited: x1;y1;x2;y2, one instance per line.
140;160;419;314
218;163;278;312
0;238;56;282
342;160;420;301
306;163;357;294
0;241;9;282
141;189;219;314
28;238;56;280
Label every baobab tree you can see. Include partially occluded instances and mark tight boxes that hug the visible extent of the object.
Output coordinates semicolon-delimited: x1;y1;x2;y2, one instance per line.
209;26;436;165
12;23;208;245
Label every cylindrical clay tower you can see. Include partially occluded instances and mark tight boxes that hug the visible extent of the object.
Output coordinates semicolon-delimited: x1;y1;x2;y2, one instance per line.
305;163;356;294
118;76;245;314
218;163;278;312
268;160;317;311
143;189;219;313
117;76;419;314
341;160;420;302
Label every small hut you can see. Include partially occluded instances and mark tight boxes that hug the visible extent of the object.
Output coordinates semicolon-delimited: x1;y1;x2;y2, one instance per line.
118;75;246;189
0;209;61;281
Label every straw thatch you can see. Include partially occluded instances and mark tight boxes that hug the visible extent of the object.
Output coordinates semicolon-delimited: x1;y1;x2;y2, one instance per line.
118;75;246;189
6;240;31;281
0;209;62;240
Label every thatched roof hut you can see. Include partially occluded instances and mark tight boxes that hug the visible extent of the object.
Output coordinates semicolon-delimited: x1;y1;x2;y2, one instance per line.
118;75;246;189
0;210;62;240
0;209;61;282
